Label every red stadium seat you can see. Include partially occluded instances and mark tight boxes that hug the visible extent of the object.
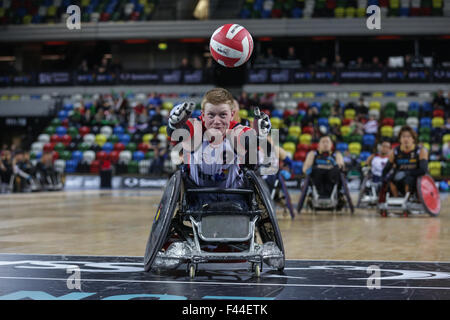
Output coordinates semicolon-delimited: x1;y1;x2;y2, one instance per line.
138;143;150;153
261;109;271;117
109;150;120;163
61;119;69;127
90;160;101;174
342;118;352;126
79;126;90;137
302;126;314;135
310;142;319;150
96;151;108;162
296;143;310;152
114;142;126;152
283;110;295;118
43;143;54;152
61;134;72;146
433;109;444;117
294;150;307;162
50;134;61;143
382;118;394;126
297;102;308;111
52;151;59;161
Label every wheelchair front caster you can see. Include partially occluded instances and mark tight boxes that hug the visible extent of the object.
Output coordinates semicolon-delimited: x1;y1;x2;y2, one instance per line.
188;264;197;279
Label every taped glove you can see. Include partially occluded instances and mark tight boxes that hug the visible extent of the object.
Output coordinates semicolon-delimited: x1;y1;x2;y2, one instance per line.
168;101;195;129
257;111;271;138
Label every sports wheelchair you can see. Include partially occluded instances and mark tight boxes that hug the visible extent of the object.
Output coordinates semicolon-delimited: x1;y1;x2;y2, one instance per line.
264;171;295;219
377;174;440;217
356;167;381;208
143;167;285;278
297;171;354;215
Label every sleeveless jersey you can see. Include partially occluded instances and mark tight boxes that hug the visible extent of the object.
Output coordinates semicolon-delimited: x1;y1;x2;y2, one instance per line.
313;151;337;170
394;146;420;171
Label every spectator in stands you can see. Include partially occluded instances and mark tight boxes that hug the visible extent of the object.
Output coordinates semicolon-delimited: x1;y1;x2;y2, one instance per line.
96;57;110;74
316;57;328;69
429;143;442;161
371;56;383;69
81;108;93;126
443;141;450;160
77;59;89;73
0;149;12;193
180;57;193;70
332;55;345;69
349;56;365;69
433;90;446;107
301;106;319;127
332;99;342;116
110;57;123;73
364;113;378;135
238;91;251;109
148;138;167;174
356;98;369;117
263;47;279;66
445;117;450;133
286;46;297;60
404;54;412;69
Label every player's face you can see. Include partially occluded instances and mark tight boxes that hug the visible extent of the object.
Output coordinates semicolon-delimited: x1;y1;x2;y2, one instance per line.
380;142;391;155
400;131;414;148
319;137;332;152
203;103;234;135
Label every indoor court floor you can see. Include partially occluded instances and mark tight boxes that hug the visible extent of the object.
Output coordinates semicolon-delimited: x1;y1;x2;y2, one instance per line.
0;189;449;299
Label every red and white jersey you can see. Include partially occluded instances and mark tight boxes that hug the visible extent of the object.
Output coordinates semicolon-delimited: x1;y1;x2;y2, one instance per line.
371;154;389;177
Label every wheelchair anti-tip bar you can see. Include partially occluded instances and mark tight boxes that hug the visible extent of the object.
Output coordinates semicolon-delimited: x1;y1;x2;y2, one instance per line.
186;188;254;195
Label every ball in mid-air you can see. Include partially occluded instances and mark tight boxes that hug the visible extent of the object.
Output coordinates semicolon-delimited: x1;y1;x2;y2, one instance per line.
209;24;254;68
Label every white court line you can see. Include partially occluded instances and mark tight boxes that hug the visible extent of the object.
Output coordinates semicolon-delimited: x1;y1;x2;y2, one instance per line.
0;253;449;264
0;276;449;291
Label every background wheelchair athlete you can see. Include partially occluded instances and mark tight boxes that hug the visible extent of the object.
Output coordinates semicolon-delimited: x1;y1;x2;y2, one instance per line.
357;140;391;208
378;125;440;217
297;135;354;214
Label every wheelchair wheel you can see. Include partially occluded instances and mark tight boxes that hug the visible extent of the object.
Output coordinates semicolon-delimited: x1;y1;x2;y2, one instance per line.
246;171;285;271
416;175;440;217
144;171;181;272
356;175;369;208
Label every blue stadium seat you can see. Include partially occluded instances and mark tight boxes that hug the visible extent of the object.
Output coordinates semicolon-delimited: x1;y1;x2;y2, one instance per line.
420;117;432;128
119;133;131;145
102;142;114;152
336;142;348;153
292;161;303;175
359;151;371;162
72;150;83;162
362;134;376;147
133;151;145;161
56;126;67;136
113;126;125;135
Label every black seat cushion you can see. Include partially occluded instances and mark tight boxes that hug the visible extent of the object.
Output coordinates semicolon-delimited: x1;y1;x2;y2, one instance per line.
201;201;245;213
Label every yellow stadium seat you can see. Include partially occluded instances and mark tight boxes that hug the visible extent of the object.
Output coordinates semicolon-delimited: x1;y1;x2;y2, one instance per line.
443;134;450;144
372;92;383;98
292;92;303;98
270;117;282;129
95;134;107;147
344;109;356;120
304;92;315;98
432;117;444;128
422;142;430;152
340;125;351;136
139;0;148;5
356;7;366;17
143;133;154;143
369;101;381;110
162;101;173;110
282;142;296;155
345;7;356;18
0;8;4;18
381;125;394;137
158;126;167;135
288;125;301;137
334;7;345;18
432;0;443;8
81;0;90;7
299;134;312;145
349;92;360;98
328;117;341;127
428;161;442;177
349;142;362;155
390;0;400;9
395;91;407;97
47;6;57;17
239;109;248;119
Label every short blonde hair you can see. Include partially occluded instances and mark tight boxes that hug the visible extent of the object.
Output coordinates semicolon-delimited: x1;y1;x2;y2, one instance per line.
201;88;235;111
